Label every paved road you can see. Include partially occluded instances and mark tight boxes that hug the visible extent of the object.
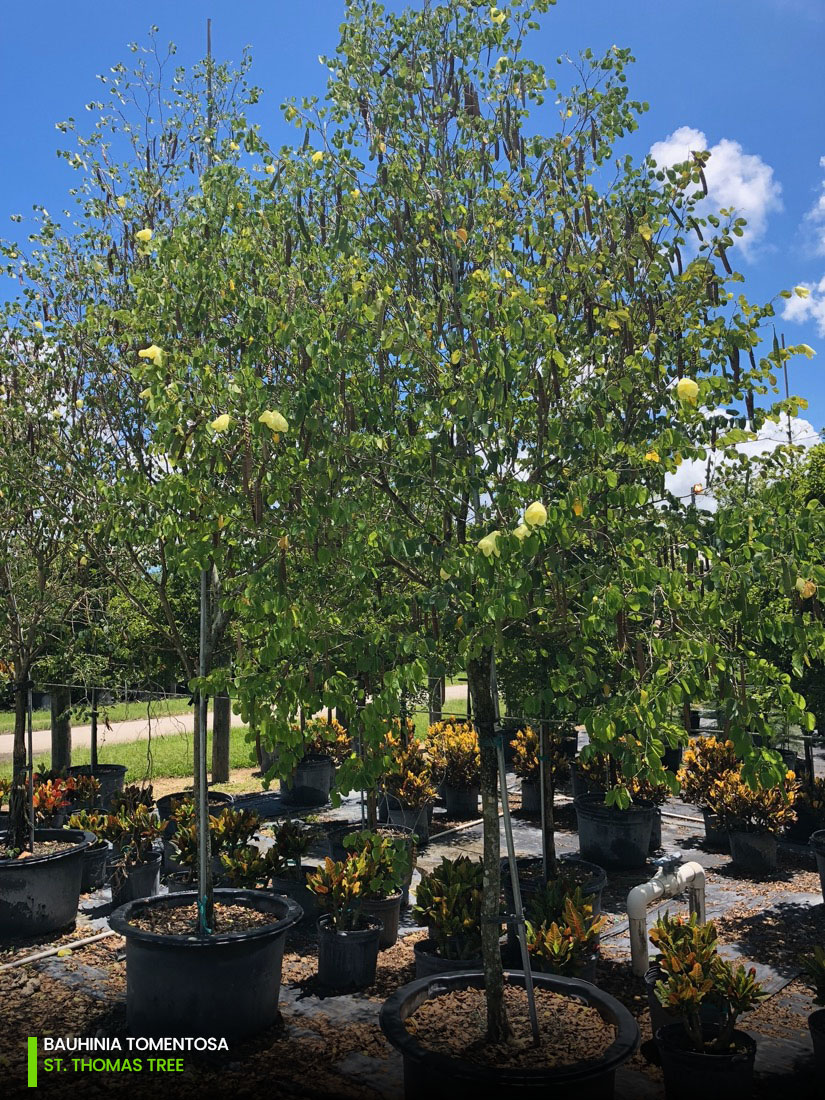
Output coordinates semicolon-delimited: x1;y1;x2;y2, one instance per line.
0;683;470;762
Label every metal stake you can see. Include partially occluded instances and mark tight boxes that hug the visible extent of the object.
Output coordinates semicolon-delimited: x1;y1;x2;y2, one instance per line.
197;567;213;934
27;682;34;853
491;651;539;1043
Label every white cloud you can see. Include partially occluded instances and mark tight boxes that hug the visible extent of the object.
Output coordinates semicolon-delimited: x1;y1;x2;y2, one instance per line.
803;155;825;255
665;413;820;510
782;273;825;335
649;126;782;258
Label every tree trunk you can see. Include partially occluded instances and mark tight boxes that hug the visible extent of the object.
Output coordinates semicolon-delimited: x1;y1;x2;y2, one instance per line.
428;673;443;726
539;717;557;878
211;692;231;783
467;650;510;1044
50;685;72;774
8;677;31;850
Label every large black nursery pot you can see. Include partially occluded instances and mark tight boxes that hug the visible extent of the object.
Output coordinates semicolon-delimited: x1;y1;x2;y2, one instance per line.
317;914;382;990
110;888;302;1037
380;970;640;1100
811;830;825;901
280;754;334;806
574;794;654;869
269;863;320;925
0;829;94;939
655;1023;756;1100
728;829;777;873
387;801;432;844
444;784;479;820
520;778;540;816
155;789;234;821
67;764;127;810
701;808;729;851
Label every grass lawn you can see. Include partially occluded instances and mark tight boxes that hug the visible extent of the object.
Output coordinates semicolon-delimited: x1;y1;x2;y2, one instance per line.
0;725;256;784
0;696;198;735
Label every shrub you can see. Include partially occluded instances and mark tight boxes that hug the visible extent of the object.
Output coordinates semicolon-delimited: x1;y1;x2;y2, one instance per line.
383;735;437;809
343;830;412;899
678;737;738;807
525;894;606;976
427;720;480;788
413;856;484;959
100;805;164;868
795;776;825;829
306;855;369;931
171;807;261;867
110;784;153;814
296;716;352;764
707;769;797;835
801;945;825;1007
650;912;767;1051
511;725;570;786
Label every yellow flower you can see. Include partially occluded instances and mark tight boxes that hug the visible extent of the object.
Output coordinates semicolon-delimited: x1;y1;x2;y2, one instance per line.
135;228;153;243
490;6;506;24
378;140;386;154
796;577;817;600
258;409;289;433
478;531;500;558
137;344;163;366
34;320;43;330
311;150;324;165
116;196;127;209
645;450;660;463
350;189;361;199
524;501;547;527
139;388;152;400
265;164;276;175
210;414;232;433
572;498;583;517
514;523;530;541
229;141;240;152
450;349;462;365
676;377;699;405
794;285;810;299
455;227;468;245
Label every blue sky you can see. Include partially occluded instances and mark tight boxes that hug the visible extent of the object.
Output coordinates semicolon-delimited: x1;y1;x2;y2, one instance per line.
2;0;824;431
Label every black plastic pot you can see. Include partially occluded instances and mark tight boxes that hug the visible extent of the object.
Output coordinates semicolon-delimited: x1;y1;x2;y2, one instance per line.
0;829;94;939
380;970;640;1099
655;1023;756;1100
413;938;483;979
662;745;682;773
317;914;382;990
280;754;334;806
387;803;431;844
110;849;162;907
811;830;825;901
785;804;820;844
67;764;127;810
520;778;540;816
444;784;479;820
362;892;402;948
80;838;111;893
270;864;319;924
809;1007;825;1074
110;888;301;1037
701;808;729;851
728;829;777;873
648;807;662;854
155;790;234;822
574;795;654;869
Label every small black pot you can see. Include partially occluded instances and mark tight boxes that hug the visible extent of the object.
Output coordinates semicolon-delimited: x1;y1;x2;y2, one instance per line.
575;794;654;869
0;829;94;939
110;849;162;907
80;838;111;893
811;830;825;901
809;1007;825;1074
270;864;319;925
110;888;302;1037
380;970;640;1099
444;784;479;820
413;938;483;979
701;808;729;851
655;1023;756;1100
155;790;234;822
387;803;431;845
728;829;777;873
362;892;402;949
317;914;382;990
67;764;127;810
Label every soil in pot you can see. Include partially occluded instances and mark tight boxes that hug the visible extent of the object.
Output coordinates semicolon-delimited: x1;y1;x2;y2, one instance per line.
655;1022;756;1100
728;829;777;873
361;892;402;948
130;900;276;934
406;984;615;1069
317;914;382;990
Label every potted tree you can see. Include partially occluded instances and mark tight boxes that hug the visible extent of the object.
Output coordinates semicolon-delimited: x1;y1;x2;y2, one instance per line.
307;855;384;990
707;768;798;873
512;726;541;814
429;720;481;819
677;737;739;850
412;856;485;977
800;945;825;1073
652;913;767;1099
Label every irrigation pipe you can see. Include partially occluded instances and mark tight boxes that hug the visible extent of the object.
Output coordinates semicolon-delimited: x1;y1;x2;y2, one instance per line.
0;929;117;972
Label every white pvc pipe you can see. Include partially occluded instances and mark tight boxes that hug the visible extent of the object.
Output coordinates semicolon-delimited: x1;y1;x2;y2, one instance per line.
0;929;117;972
628;861;706;976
